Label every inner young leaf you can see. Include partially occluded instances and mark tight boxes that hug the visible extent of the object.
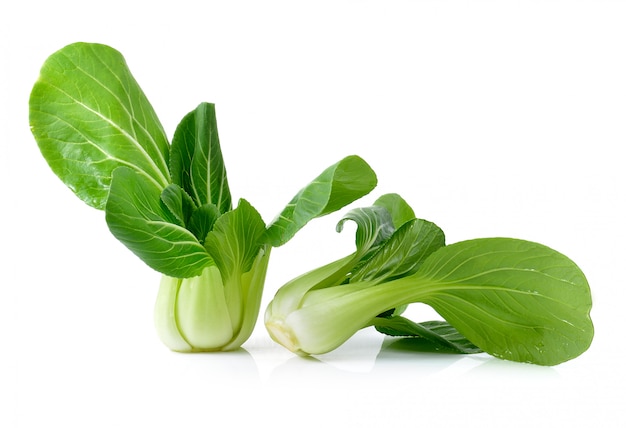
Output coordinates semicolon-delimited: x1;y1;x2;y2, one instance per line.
170;102;232;214
160;184;197;227
189;204;220;245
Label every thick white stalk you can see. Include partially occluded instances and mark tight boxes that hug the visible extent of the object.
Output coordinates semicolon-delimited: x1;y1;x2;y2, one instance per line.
154;247;271;352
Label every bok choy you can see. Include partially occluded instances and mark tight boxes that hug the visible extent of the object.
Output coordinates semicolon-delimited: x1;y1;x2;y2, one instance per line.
29;42;377;352
265;194;594;366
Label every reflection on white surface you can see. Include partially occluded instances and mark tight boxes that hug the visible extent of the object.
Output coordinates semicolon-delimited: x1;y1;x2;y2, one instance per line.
10;307;613;428
262;327;558;382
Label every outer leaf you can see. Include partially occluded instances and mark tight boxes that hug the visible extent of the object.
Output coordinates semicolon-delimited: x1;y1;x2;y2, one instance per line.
415;238;594;365
170;102;232;214
29;42;170;209
265;155;377;247
105;166;213;278
373;316;482;354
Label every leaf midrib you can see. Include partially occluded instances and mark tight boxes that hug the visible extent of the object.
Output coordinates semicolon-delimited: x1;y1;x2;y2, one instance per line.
51;50;170;187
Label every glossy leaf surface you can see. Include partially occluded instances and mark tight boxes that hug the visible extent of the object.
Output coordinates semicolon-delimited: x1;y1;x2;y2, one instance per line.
266;155;377;246
414;238;594;365
29;42;170;209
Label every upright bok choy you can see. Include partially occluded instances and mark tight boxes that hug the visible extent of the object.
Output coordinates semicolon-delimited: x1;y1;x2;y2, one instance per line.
29;42;377;352
265;194;594;366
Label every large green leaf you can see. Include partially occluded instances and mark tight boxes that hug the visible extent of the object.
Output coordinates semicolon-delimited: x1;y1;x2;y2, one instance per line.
29;42;170;209
105;166;212;278
265;155;377;247
170;102;232;214
414;238;594;365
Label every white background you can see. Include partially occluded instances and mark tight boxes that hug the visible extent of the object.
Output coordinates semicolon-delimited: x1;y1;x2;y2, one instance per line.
2;1;625;427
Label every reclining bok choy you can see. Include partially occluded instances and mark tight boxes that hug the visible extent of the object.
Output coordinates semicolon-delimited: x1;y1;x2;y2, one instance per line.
264;193;594;366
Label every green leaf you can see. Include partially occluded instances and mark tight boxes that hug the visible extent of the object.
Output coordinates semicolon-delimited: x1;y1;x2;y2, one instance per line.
170;102;232;214
319;205;397;288
349;218;445;284
160;184;196;227
265;155;377;247
373;193;416;229
204;199;267;281
105;166;213;278
336;205;396;259
188;203;220;245
374;316;482;354
29;42;170;209
415;238;594;365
